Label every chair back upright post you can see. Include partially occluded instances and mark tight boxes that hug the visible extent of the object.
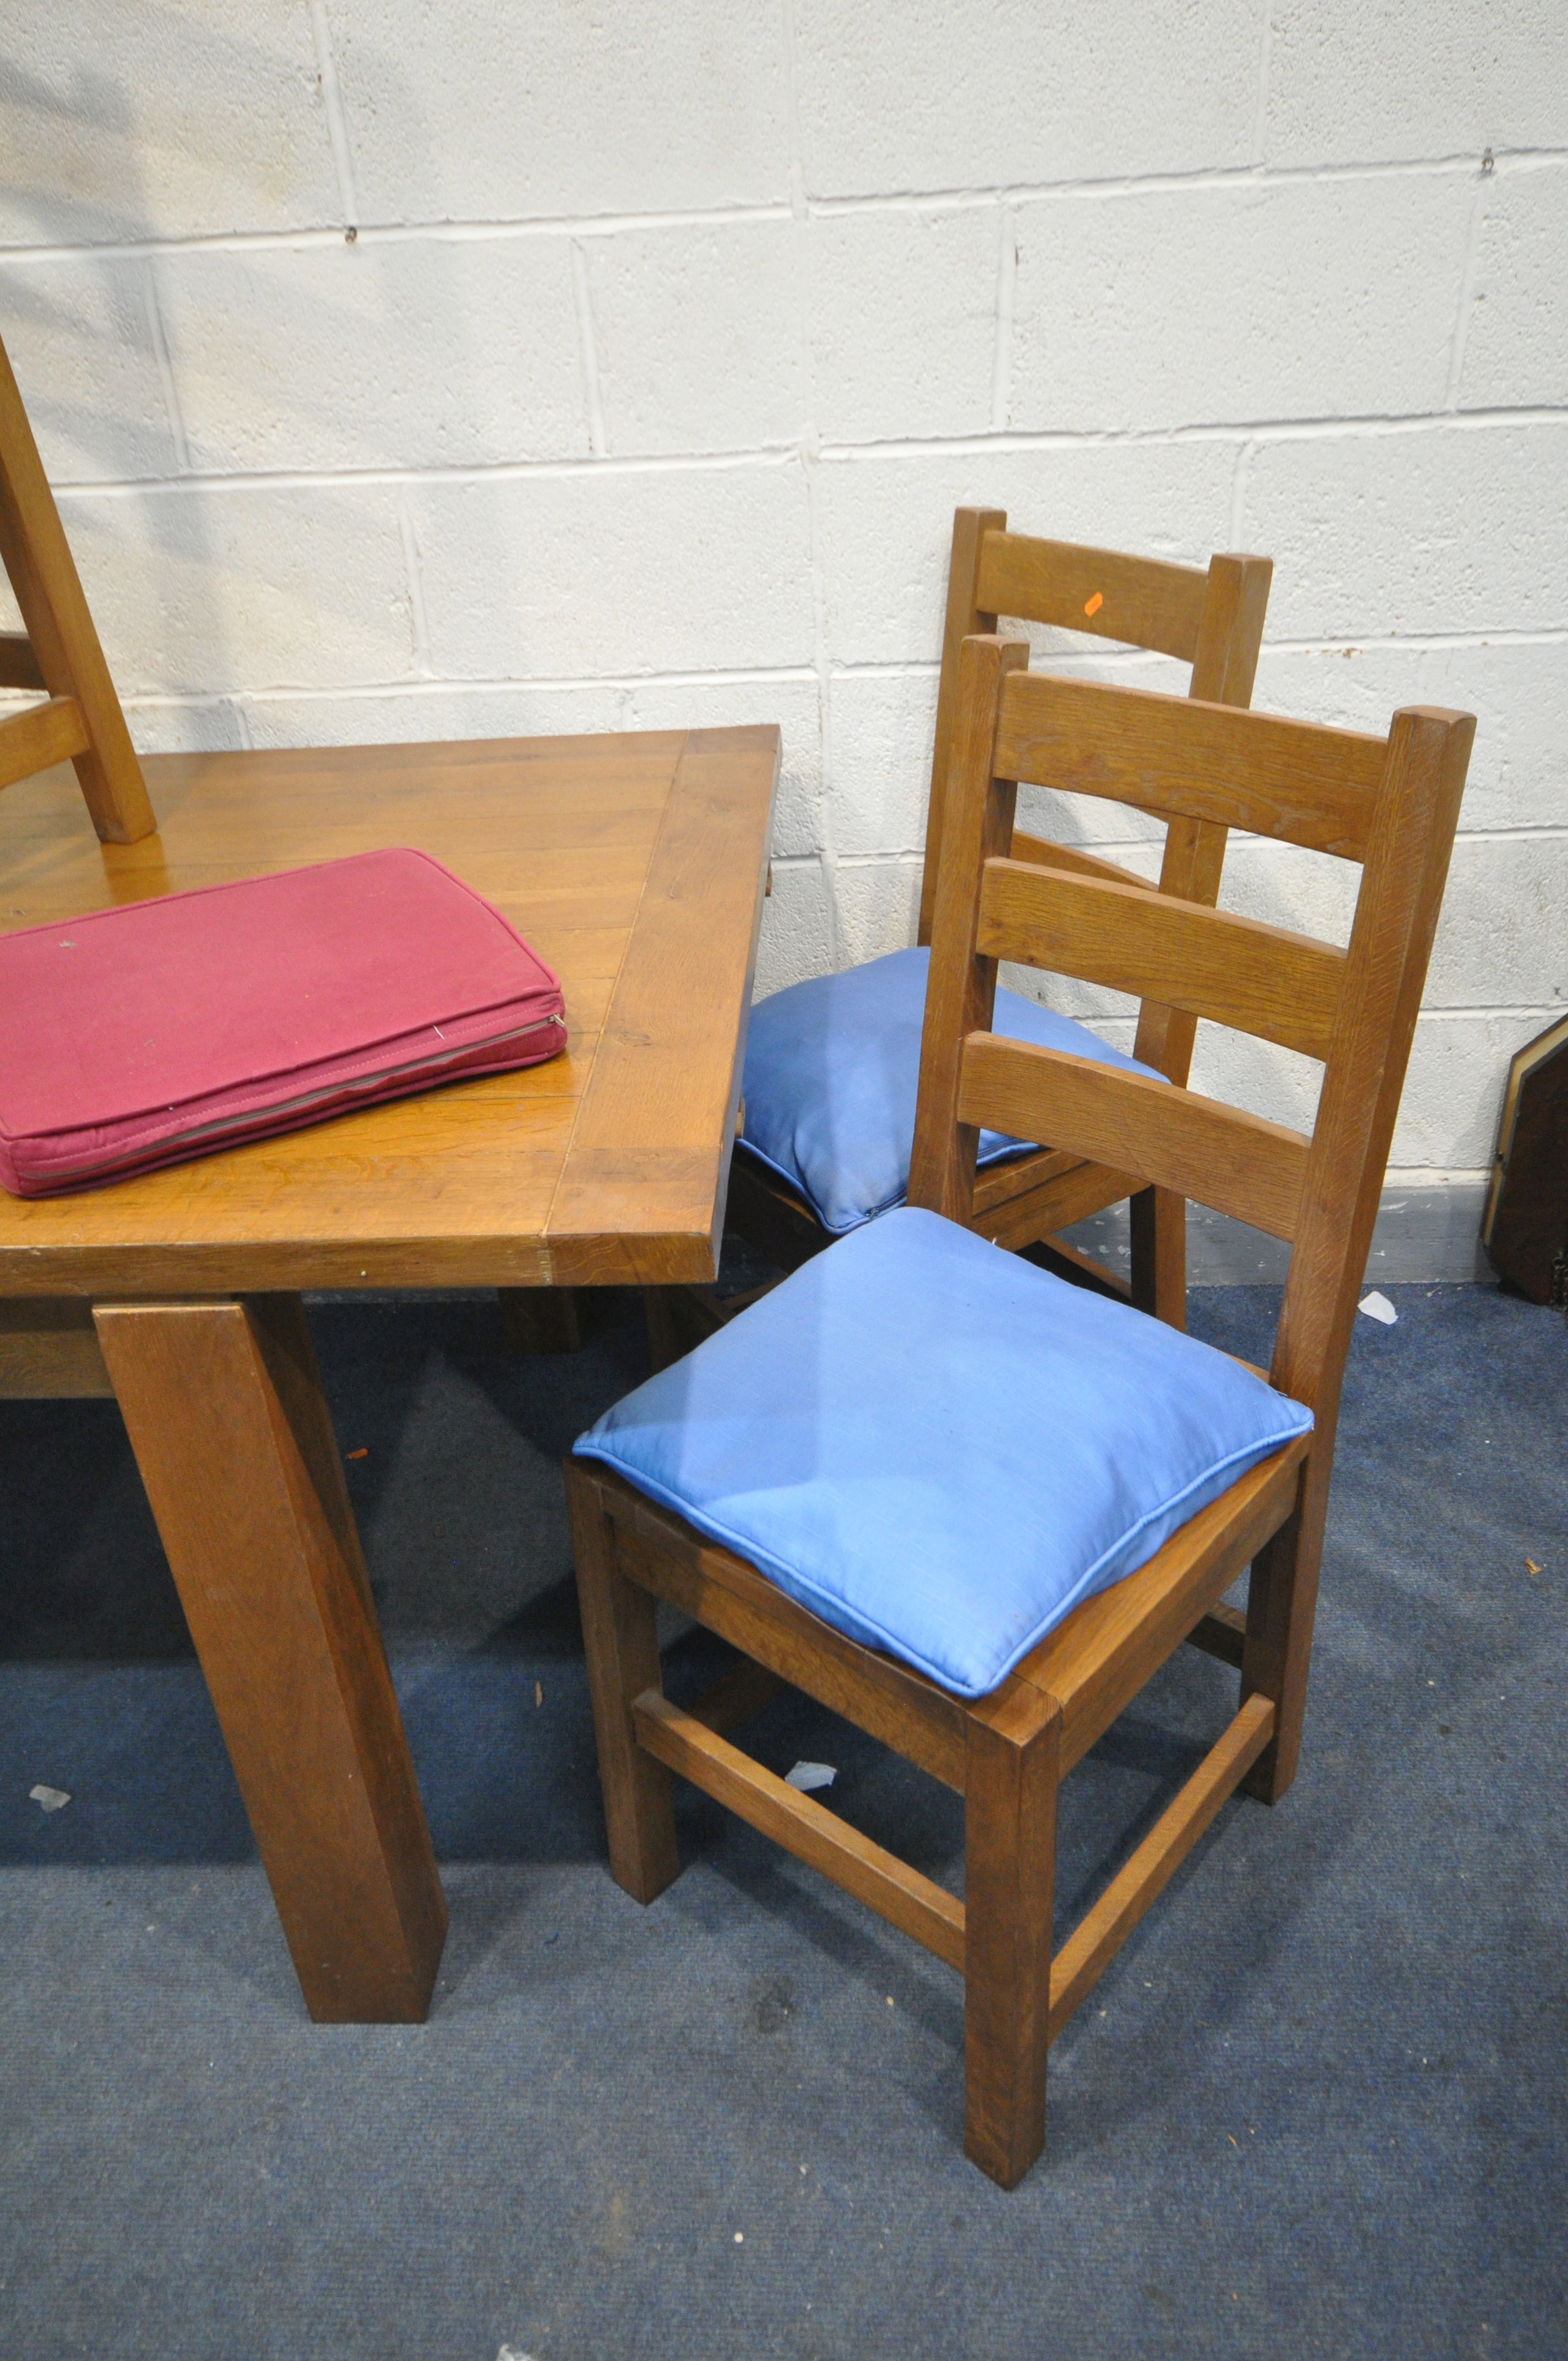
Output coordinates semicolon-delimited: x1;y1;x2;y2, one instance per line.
912;633;1473;1794
0;328;155;843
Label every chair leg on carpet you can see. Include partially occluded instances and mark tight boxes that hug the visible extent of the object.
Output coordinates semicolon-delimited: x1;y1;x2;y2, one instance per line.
1239;1495;1324;1805
962;1684;1061;2188
568;1466;680;1903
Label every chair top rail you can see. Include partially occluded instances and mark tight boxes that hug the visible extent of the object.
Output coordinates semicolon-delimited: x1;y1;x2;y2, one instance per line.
957;1032;1309;1243
976;530;1210;664
995;668;1386;861
976;857;1347;1064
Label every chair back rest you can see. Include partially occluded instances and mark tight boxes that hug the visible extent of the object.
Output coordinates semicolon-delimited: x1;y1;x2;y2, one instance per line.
921;510;1272;1086
0;327;155;844
911;635;1474;1440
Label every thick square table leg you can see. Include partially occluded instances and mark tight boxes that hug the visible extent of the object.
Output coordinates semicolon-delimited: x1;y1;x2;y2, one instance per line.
93;1293;447;2023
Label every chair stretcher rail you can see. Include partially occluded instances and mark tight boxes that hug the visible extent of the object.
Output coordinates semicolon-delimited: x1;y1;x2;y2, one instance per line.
635;1675;1274;2041
1047;1692;1275;2039
632;1690;967;1971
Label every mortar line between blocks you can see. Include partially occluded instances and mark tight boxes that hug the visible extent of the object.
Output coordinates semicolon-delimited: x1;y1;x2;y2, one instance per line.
308;0;360;230
813;409;1568;455
1250;3;1275;167
990;203;1016;433
828;625;1568;665
28;660;1568;716
395;490;432;675
46;406;1568;503
1414;1005;1568;1021
781;0;841;968
1443;172;1489;410
139;259;189;473
569;243;608;458
1228;438;1256;548
102;667;824;709
6;150;1566;266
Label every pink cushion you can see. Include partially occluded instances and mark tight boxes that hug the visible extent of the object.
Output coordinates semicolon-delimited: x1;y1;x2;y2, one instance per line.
0;847;566;1196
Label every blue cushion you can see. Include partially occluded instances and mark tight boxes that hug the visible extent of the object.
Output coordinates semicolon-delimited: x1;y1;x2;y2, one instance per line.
738;947;1165;1234
574;1208;1311;1700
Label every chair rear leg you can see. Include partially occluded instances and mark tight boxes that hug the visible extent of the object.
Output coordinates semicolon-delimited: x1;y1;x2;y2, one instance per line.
1129;1186;1186;1329
499;1286;585;1353
566;1464;680;1902
962;1685;1061;2188
1239;1503;1324;1805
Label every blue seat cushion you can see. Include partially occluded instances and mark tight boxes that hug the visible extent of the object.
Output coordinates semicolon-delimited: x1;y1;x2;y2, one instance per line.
574;1208;1311;1700
738;946;1165;1234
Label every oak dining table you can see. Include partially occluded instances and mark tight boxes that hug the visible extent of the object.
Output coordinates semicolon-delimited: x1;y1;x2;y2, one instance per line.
0;723;778;2023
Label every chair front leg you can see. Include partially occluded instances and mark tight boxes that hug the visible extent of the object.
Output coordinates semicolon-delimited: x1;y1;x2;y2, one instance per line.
962;1683;1062;2188
566;1464;680;1903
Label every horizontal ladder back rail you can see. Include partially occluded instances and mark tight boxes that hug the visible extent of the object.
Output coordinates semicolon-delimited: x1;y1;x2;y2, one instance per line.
976;533;1207;666
978;857;1347;1064
994;671;1384;862
959;1035;1309;1243
633;1690;968;1972
975;1155;1147;1251
0;693;89;791
1007;831;1161;895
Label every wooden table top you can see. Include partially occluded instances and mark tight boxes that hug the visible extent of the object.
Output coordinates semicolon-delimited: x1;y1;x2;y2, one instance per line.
0;725;778;1296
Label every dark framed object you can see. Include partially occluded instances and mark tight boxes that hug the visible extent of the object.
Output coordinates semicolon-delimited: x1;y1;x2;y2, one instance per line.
1482;1014;1568;1304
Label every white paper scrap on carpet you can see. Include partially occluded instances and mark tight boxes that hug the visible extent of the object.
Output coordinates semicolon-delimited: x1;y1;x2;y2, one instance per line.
29;1785;70;1812
1359;1292;1398;1325
785;1762;837;1793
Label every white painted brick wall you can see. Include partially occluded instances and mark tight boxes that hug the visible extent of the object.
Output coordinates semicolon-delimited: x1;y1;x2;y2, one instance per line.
2;2;1564;1270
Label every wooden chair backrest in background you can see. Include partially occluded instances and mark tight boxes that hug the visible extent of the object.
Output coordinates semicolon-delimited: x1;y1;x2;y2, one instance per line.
912;636;1474;1611
0;327;155;844
920;510;1272;1094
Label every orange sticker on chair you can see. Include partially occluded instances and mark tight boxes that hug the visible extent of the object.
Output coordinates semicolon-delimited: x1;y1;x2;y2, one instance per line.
1084;592;1104;617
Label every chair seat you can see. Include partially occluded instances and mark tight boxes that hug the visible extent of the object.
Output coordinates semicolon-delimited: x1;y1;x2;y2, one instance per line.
574;1208;1311;1699
737;948;1165;1234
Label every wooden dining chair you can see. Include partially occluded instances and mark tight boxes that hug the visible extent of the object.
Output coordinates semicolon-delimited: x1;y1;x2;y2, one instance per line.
649;511;1273;1374
568;634;1474;2185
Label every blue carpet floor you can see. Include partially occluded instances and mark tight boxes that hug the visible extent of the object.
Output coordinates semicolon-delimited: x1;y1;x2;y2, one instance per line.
1;1277;1564;2360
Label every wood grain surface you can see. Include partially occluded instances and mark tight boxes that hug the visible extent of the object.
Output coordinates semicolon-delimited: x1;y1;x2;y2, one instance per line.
977;856;1348;1063
93;1294;447;2021
977;529;1207;662
995;670;1384;861
0;726;777;1293
957;1034;1310;1243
